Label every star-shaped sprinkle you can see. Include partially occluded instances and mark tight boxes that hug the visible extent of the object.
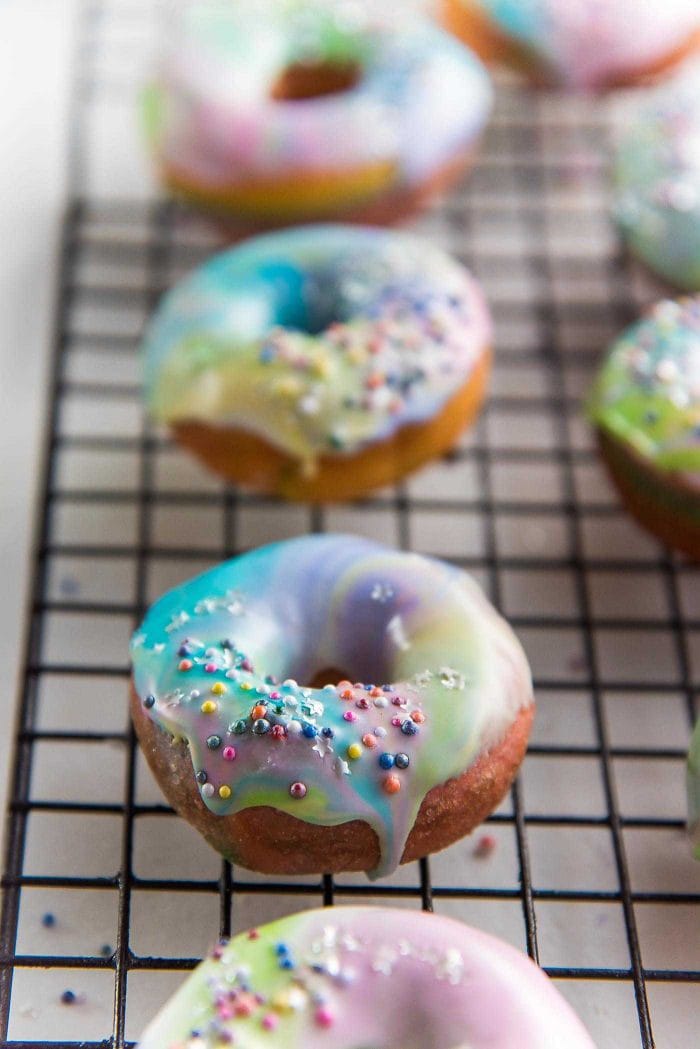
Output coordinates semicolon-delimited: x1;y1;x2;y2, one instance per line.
165;611;190;633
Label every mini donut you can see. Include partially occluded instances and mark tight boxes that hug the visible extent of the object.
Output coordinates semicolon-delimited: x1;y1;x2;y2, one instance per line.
615;59;700;290
144;0;492;227
143;224;492;502
130;535;534;878
136;906;596;1048
587;296;700;559
689;716;700;860
440;0;700;90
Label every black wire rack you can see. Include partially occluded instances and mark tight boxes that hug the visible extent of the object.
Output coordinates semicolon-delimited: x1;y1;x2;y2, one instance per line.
1;1;699;1047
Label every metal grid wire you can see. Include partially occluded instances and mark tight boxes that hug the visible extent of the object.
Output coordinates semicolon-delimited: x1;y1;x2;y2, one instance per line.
1;1;699;1047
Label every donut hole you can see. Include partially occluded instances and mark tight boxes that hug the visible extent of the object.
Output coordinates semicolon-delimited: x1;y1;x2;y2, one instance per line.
270;60;361;101
308;667;352;689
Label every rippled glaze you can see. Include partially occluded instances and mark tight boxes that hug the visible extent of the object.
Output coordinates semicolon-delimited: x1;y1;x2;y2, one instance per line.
143;225;491;471
588;297;700;477
468;0;700;88
130;536;532;878
146;0;491;198
615;59;700;290
136;906;596;1049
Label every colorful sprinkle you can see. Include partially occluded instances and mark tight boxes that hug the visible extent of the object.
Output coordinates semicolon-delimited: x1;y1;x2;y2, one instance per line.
347;743;362;760
383;774;401;795
200;699;217;714
218;785;232;800
289;781;307;799
222;746;236;761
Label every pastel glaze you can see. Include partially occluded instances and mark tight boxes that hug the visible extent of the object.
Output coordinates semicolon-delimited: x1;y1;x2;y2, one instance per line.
464;0;700;88
689;717;700;860
587;297;700;481
143;225;491;473
615;59;700;290
146;0;491;212
130;536;532;878
136;906;596;1049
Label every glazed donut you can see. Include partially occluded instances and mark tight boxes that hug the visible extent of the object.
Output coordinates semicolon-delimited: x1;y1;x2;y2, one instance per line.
615;59;700;290
144;0;492;226
587;296;700;559
143;225;492;502
130;535;534;878
689;717;700;860
136;907;595;1048
440;0;700;90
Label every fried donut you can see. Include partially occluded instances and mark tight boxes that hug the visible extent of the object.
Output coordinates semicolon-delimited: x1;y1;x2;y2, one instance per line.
136;907;595;1048
143;225;492;502
130;535;534;878
588;297;700;559
144;0;492;227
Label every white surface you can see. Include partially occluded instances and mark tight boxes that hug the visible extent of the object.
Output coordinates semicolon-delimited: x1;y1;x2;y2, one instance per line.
0;2;76;823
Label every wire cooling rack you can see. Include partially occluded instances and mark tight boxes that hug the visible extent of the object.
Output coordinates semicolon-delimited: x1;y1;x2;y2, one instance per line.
1;2;699;1047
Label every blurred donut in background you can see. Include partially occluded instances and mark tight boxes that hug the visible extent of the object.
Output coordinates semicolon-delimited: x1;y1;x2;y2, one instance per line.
614;59;700;291
143;0;492;228
439;0;700;91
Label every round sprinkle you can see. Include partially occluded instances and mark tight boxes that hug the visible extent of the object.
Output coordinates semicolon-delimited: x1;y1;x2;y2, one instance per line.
279;957;294;970
178;659;192;672
362;733;377;749
347;743;362;761
60;990;77;1005
374;726;387;738
378;752;395;769
401;719;418;736
289;781;307;799
383;774;401;795
275;943;289;956
233;719;248;734
202;783;215;798
302;723;318;738
321;726;334;739
200;699;217;714
143;694;156;709
252;718;270;735
196;770;208;784
251;704;267;720
222;746;236;761
211;682;227;696
390;716;402;727
206;734;222;750
204;663;217;674
240;681;253;692
41;912;56;928
315;1006;334;1028
218;785;232;800
373;696;388;708
343;711;357;723
395;752;410;769
262;1014;278;1031
271;724;286;740
411;710;426;724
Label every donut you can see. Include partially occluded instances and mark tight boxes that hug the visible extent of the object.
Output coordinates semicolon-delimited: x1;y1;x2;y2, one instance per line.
439;0;700;90
130;535;534;878
143;224;492;502
615;59;700;290
143;0;492;227
689;716;700;860
587;296;700;559
136;906;595;1048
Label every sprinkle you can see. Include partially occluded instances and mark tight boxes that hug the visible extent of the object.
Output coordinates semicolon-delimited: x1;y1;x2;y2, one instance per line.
473;833;497;858
222;746;236;761
201;700;217;714
395;752;410;769
271;725;286;740
206;735;222;749
362;733;377;748
233;719;248;734
178;659;192;672
248;929;260;940
379;752;395;769
347;743;362;761
391;716;402;727
343;711;357;723
211;682;227;696
374;726;387;738
289;781;307;799
315;1006;334;1028
411;710;426;724
218;785;232;800
262;1014;279;1031
240;681;253;692
302;723;318;738
202;783;215;798
401;719;418;736
251;704;267;720
340;688;354;700
196;770;208;784
205;663;217;674
253;719;270;735
321;727;334;739
373;696;388;708
60;990;77;1005
41;912;56;928
143;694;156;709
383;774;401;795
